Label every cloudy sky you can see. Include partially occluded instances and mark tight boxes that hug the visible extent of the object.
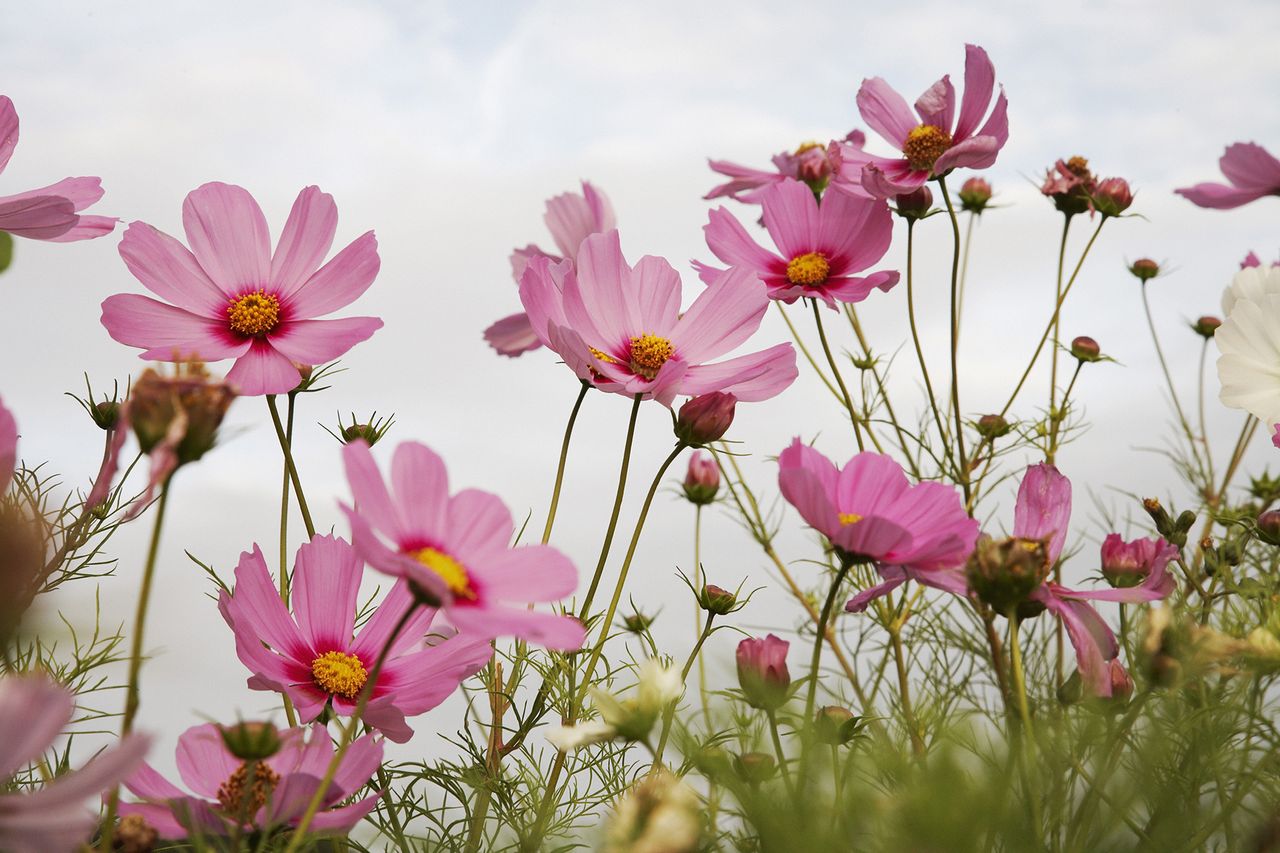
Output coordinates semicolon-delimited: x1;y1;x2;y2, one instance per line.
4;0;1280;783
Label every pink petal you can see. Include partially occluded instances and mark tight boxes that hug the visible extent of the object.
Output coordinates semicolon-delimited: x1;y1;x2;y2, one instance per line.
475;544;577;602
100;294;251;361
856;77;918;148
1220;142;1280;190
270;186;337;297
0;396;15;497
20;732;149;805
545;182;615;259
670;266;768;364
446;488;514;563
227;545;313;661
0;96;17;175
174;724;240;799
678;343;797;402
117;222;232;316
43;214;116;243
953;44;997;141
341;442;404;543
449;604;585;650
224;339;303;396
517;257;573;349
860;159;928;198
282;231;379;318
376;635;492;716
509;243;559;283
629;255;683;337
266;316;382;366
835;453;912;515
181;182;271;293
292;535;362;651
564;230;635;346
820;270;900;304
703;205;785;274
391;441;450;545
115;801;191;840
777;439;841;537
0;675;73;779
845;566;907;613
1;176;103;212
819;189;894;275
933;135;1000;174
1175;182;1273;210
761;179;820;260
1012;463;1072;563
484;312;542;357
306;795;382;833
831;515;913;562
0;194;76;239
350;580;438;662
914;75;955;132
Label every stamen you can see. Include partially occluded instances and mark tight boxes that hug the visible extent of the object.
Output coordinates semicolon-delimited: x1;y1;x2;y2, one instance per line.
311;650;368;699
838;512;863;525
628;334;674;380
408;546;477;600
902;125;953;173
786;252;831;288
216;761;281;820
226;290;281;337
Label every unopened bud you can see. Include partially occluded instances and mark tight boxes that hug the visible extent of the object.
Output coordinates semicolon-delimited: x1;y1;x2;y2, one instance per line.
622;612;654;634
1092;177;1134;217
893;186;933;221
1070;336;1102;362
681;450;720;505
699;584;737;615
976;414;1011;440
1258;510;1280;545
218;721;282;762
1192;316;1221;338
814;705;860;745
674;393;736;446
1129;258;1160;282
91;400;120;431
341;423;383;446
736;635;790;711
958;177;993;213
733;751;777;784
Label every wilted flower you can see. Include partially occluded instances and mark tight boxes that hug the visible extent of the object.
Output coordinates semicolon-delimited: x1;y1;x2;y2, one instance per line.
705;134;863;202
1175;142;1280;209
602;770;702;853
1092;177;1134;217
1099;534;1179;589
975;413;1012;440
101;182;382;395
1041;156;1095;216
958;177;993;212
675;394;736;447
681;450;720;504
736;634;791;711
966;534;1052;614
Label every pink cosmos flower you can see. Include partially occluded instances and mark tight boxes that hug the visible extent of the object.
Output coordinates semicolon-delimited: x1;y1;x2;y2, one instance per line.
0;674;150;853
218;535;493;744
840;44;1009;198
101;182;382;396
0;96;115;242
1241;251;1280;269
775;439;978;612
341;440;586;650
519;230;797;406
484;181;615;357
735;634;791;711
1099;534;1179;590
705;132;866;203
0;395;15;495
1176;143;1280;209
117;723;380;839
698;178;898;308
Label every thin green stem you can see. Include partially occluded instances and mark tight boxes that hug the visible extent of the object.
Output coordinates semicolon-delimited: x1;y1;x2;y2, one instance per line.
652;611;715;769
954;210;977;342
938;176;970;503
578;395;643;617
904;220;954;477
844;305;919;476
766;709;796;800
803;559;855;725
888;622;926;759
1048;216;1073;451
1198;339;1216;490
277;393;299;728
694;504;711;729
1008;613;1044;836
810;299;865;451
1047;361;1083;465
542;382;590;545
1141;283;1203;473
267;395;315;539
777;302;842;402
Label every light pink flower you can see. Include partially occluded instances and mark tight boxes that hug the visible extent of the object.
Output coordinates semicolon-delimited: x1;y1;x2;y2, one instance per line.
705;132;866;203
0;96;115;242
0;674;149;853
519;230;797;406
698;178;898;308
101;183;382;396
840;44;1009;198
341;440;586;650
775;439;978;612
0;395;15;495
218;536;493;744
484;181;615;357
1176;143;1280;209
117;723;380;839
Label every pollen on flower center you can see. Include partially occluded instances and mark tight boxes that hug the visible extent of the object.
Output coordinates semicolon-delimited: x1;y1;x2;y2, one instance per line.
226;290;281;337
794;140;823;155
408;546;477;600
786;252;830;287
216;761;280;819
589;346;618;365
838;512;863;525
311;650;368;699
628;333;674;380
903;124;953;172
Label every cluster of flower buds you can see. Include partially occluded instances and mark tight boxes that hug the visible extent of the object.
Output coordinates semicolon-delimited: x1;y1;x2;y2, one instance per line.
965;535;1052;615
1142;498;1197;547
674;392;736;446
735;634;791;711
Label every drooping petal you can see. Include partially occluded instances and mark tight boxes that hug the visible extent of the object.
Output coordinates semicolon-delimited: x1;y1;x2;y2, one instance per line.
100;294;251;362
1175;182;1273;210
0;194;76;239
933;134;1000;174
0;675;73;780
223;339;303;396
678;343;797;402
845;566;908;613
270;186;337;296
181;182;271;293
43;214;116;243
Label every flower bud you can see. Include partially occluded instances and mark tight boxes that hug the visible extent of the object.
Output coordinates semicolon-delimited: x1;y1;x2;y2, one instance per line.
965;535;1051;615
674;393;736;446
333;413;395;447
1129;258;1160;282
681;450;720;505
733;751;777;784
1041;156;1094;216
958;177;993;213
1191;316;1221;339
1092;177;1134;217
736;634;790;711
975;413;1011;441
1107;659;1135;704
341;424;383;445
218;721;282;762
128;364;235;467
1257;510;1280;546
114;813;158;853
814;705;860;745
1100;534;1170;589
1070;336;1102;362
91;400;120;431
893;186;933;221
1143;497;1172;536
699;584;736;615
622;611;654;634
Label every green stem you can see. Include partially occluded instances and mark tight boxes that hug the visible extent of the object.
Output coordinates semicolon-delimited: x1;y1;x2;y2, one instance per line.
542;382;590;545
267;395;315;539
810;299;865;451
1198;339;1216;490
1141;283;1203;474
803;559;855;725
844;305;919;476
1048;216;1073;452
578;395;643;617
904;220;955;477
277;394;300;728
1008;613;1044;836
777;302;842;402
652;611;715;769
954;210;977;342
888;622;926;759
937;176;970;503
766;709;796;800
694;504;711;730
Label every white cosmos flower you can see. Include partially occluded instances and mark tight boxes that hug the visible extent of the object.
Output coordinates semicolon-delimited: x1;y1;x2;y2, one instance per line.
544;659;685;752
1216;292;1280;424
1222;265;1280;317
545;720;617;752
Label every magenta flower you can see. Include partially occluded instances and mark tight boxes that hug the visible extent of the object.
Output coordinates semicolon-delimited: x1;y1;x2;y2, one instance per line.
218;536;493;743
0;395;15;495
0;96;115;242
117;723;380;839
735;634;791;711
0;674;149;853
699;179;898;309
1176;142;1280;209
1099;534;1179;589
519;230;797;406
341;440;586;650
705;132;865;202
842;44;1008;198
100;182;382;396
775;439;978;612
484;181;615;357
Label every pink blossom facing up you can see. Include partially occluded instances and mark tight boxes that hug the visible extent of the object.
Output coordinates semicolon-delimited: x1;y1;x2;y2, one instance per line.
0;395;16;495
0;96;116;242
341;439;587;650
117;723;380;839
699;178;899;308
1176;142;1280;209
736;634;791;711
519;230;798;406
484;182;615;357
0;674;150;853
100;182;383;396
218;536;493;743
840;44;1009;198
705;131;865;202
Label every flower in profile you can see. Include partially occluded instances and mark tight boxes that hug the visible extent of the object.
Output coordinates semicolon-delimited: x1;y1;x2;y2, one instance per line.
0;674;150;853
520;230;797;406
1217;283;1280;425
681;450;720;505
1092;177;1134;217
0;96;115;242
484;181;615;357
775;439;977;612
101;182;382;395
1175;142;1280;209
117;723;380;839
218;535;492;743
341;440;586;650
699;179;898;308
841;44;1008;197
736;634;791;710
545;659;683;751
705;131;865;202
1100;534;1179;589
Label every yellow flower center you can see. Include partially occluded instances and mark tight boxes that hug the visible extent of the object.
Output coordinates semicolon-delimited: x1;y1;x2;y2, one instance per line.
408;546;477;600
628;334;674;380
589;346;618;365
226;289;281;337
311;650;368;699
902;124;953;173
216;761;280;820
786;252;830;287
794;140;824;155
838;512;863;525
